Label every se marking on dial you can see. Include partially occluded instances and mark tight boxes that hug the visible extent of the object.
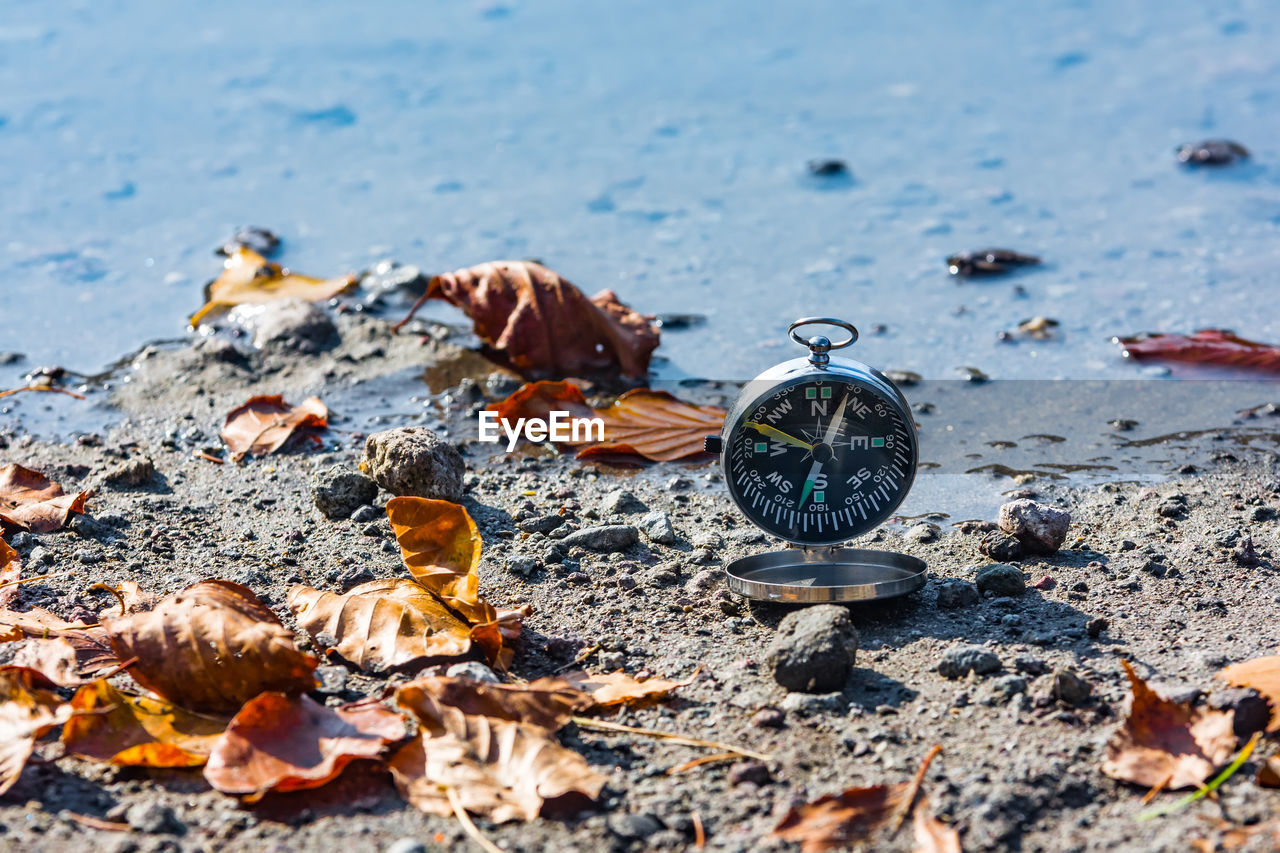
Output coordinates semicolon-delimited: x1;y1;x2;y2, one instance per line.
727;380;913;542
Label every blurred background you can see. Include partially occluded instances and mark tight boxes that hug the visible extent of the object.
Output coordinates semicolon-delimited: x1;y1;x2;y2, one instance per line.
2;0;1278;386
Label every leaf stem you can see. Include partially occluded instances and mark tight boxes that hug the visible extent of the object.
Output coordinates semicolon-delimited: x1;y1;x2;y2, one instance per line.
571;716;771;762
1138;732;1262;821
446;786;504;853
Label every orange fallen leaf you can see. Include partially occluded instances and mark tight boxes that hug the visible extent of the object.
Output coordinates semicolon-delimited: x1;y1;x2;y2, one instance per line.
204;693;406;798
1101;660;1236;789
385;497;496;625
190;246;356;326
10;638;101;687
0;464;89;533
488;381;725;463
1117;329;1280;373
288;578;493;672
220;395;328;461
62;679;225;767
772;747;948;853
395;676;591;734
394;260;659;379
0;666;72;795
1218;656;1280;732
389;708;604;823
102;580;318;714
563;669;698;709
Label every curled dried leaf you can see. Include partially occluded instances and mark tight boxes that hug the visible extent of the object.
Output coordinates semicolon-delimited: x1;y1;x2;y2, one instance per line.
102;580;317;714
1117;330;1280;373
395;676;591;735
912;793;961;853
389;710;604;823
1101;660;1236;789
0;609;117;679
385;497;494;624
563;669;697;709
488;382;725;463
0;540;18;609
396;261;659;379
0;666;72;796
0;463;89;533
220;395;328;461
190;246;355;326
204;693;406;798
1218;656;1280;732
288;578;488;672
773;783;907;852
62;680;225;767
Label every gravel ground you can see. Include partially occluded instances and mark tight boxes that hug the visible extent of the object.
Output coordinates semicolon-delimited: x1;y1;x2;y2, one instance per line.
2;312;1280;852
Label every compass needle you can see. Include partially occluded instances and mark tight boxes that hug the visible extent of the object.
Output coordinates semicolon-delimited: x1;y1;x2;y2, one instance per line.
744;422;813;451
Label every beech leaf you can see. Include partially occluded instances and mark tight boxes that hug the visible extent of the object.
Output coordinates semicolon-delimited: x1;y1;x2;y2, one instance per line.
395;676;590;735
204;693;406;798
388;710;604;823
190;246;356;326
1217;656;1280;732
488;381;725;463
220;395;328;461
101;580;318;714
563;669;697;709
773;782;908;852
395;260;659;379
0;609;117;680
1117;329;1280;373
0;666;72;796
385;497;495;624
912;793;962;853
62;680;225;767
0;464;90;533
1101;660;1236;789
287;578;494;672
0;539;18;609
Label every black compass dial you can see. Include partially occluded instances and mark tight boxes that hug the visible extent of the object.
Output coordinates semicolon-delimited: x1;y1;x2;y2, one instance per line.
725;377;916;544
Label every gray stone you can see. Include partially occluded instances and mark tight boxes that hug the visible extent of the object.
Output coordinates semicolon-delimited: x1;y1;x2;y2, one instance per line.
781;691;846;714
975;563;1026;597
1050;669;1093;706
505;555;540;577
598;650;626;670
686;568;723;594
607;813;665;840
384;840;428;853
125;802;181;834
312;466;379;520
7;532;34;552
314;665;349;695
979;532;1024;561
561;525;638;553
102;456;156;489
998;499;1071;554
602;489;647;515
362;427;465;501
227;297;338;352
936;579;979;609
639;510;678;545
905;522;939;543
728;761;772;786
766;605;859;693
518;514;564;534
989;675;1028;701
938;645;1001;679
350;504;381;524
446;661;500;683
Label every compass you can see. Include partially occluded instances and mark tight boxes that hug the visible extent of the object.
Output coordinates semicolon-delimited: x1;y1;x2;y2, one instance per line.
704;318;927;603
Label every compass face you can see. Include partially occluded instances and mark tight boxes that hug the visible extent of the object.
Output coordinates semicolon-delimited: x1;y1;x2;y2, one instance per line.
725;375;917;545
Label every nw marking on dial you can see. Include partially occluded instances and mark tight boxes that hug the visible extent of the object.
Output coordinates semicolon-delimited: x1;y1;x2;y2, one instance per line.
726;379;914;543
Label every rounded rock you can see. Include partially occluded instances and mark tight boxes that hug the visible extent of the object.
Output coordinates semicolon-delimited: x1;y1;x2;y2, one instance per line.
975;563;1026;597
765;604;859;693
936;579;979;609
998;499;1071;554
1050;669;1092;706
312;466;379;520
361;427;465;501
125;802;181;835
938;645;1001;679
560;524;638;553
227;298;337;352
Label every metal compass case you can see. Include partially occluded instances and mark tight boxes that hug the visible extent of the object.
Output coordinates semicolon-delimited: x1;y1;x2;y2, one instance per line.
704;318;927;603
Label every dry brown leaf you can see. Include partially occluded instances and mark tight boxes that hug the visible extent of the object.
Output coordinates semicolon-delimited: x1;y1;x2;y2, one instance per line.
912;793;961;853
220;395;328;462
288;578;494;672
1101;660;1236;789
488;381;725;463
395;260;659;379
0;464;89;533
190;246;356;326
385;497;499;627
0;666;72;795
102;580;317;714
1218;656;1280;732
0;539;19;609
0;609;117;679
10;637;100;687
563;669;697;708
773;783;908;852
395;676;591;735
204;692;406;798
62;679;225;767
388;709;604;823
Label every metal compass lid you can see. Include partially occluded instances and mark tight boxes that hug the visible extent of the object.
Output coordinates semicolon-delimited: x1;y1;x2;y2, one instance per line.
725;547;926;604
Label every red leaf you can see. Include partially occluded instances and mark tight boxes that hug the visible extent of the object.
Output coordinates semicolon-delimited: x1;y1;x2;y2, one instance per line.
1117;330;1280;372
220;395;328;461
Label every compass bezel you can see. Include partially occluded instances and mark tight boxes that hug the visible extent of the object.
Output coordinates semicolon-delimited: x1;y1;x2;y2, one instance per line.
718;355;919;546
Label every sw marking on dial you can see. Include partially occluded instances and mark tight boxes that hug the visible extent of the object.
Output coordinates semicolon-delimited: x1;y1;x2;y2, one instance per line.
726;379;914;544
